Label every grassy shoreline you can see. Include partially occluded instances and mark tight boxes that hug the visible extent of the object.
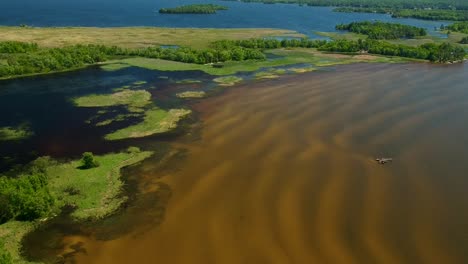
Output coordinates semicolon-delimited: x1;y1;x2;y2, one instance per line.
0;149;153;263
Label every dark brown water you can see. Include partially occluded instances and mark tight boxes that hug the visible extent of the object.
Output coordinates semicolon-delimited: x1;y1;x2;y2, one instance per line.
28;63;468;263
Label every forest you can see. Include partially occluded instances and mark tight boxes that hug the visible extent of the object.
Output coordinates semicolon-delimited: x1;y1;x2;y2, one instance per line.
336;21;427;39
460;36;468;44
0;42;265;78
159;4;228;14
213;38;466;62
446;21;468;33
334;7;468;21
0;36;465;78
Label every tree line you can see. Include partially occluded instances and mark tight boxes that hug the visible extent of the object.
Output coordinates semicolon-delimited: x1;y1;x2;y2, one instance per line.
0;41;38;53
336;21;427;39
334;7;468;21
445;21;468;34
159;4;228;14
213;38;466;62
0;42;265;78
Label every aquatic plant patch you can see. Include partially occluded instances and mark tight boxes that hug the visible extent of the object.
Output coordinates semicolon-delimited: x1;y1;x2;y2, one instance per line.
105;108;191;140
176;91;206;98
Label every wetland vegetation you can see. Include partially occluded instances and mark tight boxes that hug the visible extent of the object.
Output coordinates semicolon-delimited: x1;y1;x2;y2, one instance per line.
1;0;468;262
176;91;206;98
104;108;192;141
0;148;152;263
0;125;33;141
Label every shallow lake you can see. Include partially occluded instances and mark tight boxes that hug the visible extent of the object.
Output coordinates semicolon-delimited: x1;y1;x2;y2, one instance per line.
0;0;449;37
18;62;468;264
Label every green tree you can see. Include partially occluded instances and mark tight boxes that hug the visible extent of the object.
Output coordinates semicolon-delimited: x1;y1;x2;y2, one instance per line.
80;152;100;169
0;173;55;223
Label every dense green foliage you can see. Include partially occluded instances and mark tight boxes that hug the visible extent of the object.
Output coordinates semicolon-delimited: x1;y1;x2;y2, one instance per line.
214;38;466;62
0;42;265;78
0;41;38;54
392;9;468;21
0;173;54;224
159;4;228;14
336;21;427;39
0;241;12;264
460;36;468;44
446;21;468;33
80;152;100;169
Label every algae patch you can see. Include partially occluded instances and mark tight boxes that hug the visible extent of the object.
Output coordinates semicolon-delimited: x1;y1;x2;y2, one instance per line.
105;108;192;140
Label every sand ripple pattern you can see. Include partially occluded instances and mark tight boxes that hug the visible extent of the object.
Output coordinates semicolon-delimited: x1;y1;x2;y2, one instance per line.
74;63;468;264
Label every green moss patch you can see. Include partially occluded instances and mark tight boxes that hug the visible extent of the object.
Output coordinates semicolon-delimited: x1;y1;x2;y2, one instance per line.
47;148;153;220
105;108;191;140
73;90;151;112
0;125;33;141
213;76;243;86
176;91;206;98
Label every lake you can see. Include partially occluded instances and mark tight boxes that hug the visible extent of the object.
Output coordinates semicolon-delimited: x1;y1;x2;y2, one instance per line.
1;1;467;263
0;0;449;37
18;62;468;264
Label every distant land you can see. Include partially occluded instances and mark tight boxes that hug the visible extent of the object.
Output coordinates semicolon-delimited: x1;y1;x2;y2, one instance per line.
159;4;228;14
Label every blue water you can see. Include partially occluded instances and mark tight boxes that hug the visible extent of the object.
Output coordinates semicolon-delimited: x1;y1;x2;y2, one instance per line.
0;0;449;38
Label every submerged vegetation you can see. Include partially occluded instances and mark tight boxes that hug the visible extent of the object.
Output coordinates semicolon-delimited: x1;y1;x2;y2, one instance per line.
213;76;243;86
159;4;228;14
0;125;33;141
105;108;192;140
176;91;206;98
336;21;427;39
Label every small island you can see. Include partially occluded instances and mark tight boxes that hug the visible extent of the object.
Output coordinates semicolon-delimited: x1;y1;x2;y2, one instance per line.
159;4;228;14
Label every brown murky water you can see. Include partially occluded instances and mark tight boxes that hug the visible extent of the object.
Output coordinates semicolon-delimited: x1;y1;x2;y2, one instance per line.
61;63;468;264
